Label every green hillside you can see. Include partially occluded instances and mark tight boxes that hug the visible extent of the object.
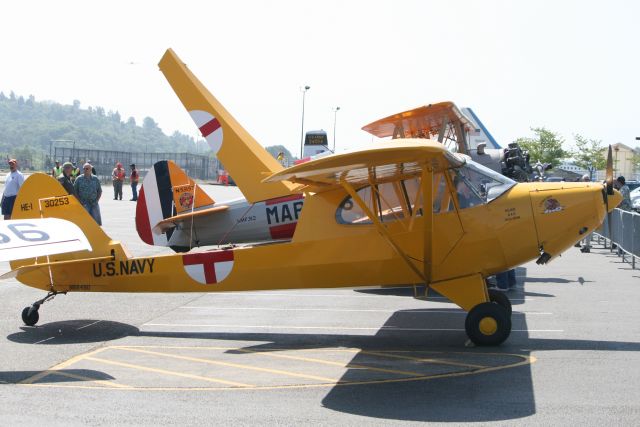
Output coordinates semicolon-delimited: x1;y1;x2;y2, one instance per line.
0;91;201;170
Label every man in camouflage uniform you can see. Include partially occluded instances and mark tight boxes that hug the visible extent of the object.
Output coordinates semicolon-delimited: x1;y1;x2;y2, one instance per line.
74;162;103;225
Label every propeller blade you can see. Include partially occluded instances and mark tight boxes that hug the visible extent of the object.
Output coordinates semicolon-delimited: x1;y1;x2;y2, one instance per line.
606;145;614;195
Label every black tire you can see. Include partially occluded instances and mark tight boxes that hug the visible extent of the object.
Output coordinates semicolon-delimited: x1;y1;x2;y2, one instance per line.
21;306;39;326
169;245;191;253
488;289;512;317
465;302;511;346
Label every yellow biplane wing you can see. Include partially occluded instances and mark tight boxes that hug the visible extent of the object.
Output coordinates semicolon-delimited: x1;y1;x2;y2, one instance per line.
361;102;474;154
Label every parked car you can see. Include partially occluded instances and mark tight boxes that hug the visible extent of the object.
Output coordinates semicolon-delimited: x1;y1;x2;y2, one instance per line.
631;186;640;212
625;180;640;192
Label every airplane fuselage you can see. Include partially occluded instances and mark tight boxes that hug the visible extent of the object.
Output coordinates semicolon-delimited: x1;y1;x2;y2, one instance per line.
166;194;305;250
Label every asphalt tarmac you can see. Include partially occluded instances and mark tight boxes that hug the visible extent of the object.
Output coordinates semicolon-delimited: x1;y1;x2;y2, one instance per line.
0;180;638;426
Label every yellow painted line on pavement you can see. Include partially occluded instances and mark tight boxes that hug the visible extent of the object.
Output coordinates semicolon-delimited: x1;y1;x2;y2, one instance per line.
234;348;426;378
46;370;132;389
359;350;487;369
20;346;110;385
85;356;253;388
113;347;338;383
22;354;537;392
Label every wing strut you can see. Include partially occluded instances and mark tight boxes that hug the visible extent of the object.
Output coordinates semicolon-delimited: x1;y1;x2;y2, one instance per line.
421;167;433;284
339;175;429;285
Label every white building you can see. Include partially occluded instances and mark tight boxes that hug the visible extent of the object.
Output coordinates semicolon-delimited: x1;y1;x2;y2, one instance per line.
558;160;588;177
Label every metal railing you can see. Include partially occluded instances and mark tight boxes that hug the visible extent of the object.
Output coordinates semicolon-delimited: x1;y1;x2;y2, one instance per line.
594;208;640;269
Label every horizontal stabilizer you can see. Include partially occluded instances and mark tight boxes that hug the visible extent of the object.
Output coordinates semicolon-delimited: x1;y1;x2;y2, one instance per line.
0;218;92;262
152;205;230;234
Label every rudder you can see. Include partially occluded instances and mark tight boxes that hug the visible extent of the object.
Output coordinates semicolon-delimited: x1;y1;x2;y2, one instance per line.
158;48;297;203
135;160;215;246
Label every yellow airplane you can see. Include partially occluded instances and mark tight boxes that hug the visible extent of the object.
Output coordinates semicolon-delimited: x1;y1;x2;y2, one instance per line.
4;49;622;347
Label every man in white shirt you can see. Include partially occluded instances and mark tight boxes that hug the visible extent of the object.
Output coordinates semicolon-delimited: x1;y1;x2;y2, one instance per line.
2;159;25;219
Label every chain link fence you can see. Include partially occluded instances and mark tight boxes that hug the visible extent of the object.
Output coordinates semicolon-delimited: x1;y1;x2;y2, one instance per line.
53;148;217;183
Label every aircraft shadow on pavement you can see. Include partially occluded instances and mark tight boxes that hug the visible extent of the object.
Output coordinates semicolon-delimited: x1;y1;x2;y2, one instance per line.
5;310;639;421
0;369;115;385
6;320;139;345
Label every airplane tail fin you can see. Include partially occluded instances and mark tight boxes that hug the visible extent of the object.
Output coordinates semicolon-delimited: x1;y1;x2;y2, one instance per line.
460;107;501;149
135;160;215;246
10;174;127;269
158;48;297;203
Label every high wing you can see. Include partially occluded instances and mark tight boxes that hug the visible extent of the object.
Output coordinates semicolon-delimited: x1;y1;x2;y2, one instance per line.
361;102;474;154
263;139;465;191
0;218;91;262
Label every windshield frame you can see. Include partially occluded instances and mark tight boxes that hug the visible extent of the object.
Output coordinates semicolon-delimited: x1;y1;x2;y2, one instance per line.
455;159;516;203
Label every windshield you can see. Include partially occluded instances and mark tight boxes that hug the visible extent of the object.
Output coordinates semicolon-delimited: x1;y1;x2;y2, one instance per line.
453;160;516;203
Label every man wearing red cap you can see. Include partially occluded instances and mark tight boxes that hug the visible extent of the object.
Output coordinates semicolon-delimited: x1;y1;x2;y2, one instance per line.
2;159;25;219
111;162;125;200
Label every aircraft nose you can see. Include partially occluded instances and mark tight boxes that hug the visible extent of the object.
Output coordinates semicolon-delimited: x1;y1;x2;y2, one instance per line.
607;189;623;212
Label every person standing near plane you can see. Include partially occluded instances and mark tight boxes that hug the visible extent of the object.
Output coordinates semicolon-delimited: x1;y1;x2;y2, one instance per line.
51;160;62;178
129;163;139;201
112;162;125;200
615;176;631;211
58;162;76;196
74;163;102;225
579;174;593;253
71;162;80;182
2;159;25;220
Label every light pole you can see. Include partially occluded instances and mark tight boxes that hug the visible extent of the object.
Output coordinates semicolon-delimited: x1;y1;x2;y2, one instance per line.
300;85;310;159
332;106;340;152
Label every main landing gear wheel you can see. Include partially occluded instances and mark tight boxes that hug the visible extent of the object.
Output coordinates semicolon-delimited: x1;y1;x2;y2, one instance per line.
465;302;511;346
21;306;39;326
488;289;512;317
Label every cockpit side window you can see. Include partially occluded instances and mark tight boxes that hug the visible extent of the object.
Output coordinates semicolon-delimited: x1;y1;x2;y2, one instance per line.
451;169;484;209
336;174;454;225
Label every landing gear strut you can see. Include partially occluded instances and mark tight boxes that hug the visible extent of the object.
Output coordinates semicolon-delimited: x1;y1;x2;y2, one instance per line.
21;291;65;326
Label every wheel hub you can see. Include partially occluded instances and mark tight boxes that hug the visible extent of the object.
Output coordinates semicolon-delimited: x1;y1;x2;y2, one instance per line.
478;316;498;335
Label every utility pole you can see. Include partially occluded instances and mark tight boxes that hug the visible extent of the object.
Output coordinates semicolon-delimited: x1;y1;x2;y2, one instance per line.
300;85;310;159
332;106;340;152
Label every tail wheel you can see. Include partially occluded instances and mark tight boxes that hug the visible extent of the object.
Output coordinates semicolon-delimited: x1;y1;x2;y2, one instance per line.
488;289;512;317
21;306;39;327
465;302;511;346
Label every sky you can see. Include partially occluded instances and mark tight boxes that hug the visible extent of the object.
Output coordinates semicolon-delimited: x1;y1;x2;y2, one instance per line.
1;0;638;157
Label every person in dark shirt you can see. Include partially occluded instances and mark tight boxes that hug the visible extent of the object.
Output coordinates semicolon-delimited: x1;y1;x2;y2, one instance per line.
58;162;76;196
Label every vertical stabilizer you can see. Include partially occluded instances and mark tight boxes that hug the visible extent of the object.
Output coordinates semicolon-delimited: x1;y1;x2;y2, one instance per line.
159;49;297;203
136;160;215;246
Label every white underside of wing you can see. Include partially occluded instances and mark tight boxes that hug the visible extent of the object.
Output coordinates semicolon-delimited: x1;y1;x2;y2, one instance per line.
0;218;92;262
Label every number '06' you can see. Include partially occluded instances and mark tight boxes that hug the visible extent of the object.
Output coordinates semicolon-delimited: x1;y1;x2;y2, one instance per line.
0;223;50;243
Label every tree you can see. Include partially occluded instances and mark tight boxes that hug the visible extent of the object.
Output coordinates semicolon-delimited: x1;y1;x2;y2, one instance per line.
632;150;640;174
143;116;158;131
572;134;606;180
514;127;568;168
